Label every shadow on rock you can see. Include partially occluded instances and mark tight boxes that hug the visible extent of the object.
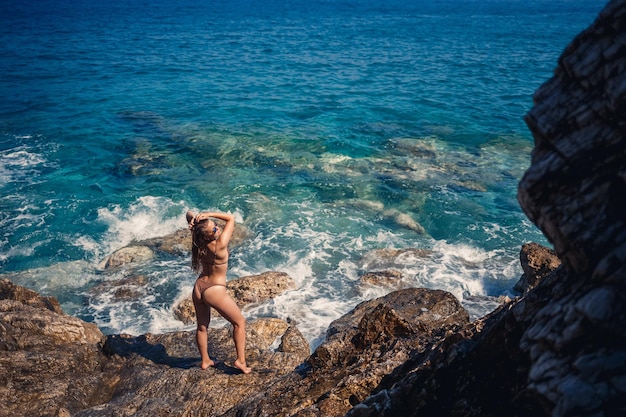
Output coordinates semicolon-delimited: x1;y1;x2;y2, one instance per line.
103;333;198;369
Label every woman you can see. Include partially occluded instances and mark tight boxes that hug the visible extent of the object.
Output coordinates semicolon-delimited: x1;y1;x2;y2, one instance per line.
186;210;251;374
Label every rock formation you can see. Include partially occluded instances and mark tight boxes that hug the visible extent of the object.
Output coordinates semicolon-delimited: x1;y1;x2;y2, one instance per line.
0;279;119;417
513;242;561;294
1;278;469;417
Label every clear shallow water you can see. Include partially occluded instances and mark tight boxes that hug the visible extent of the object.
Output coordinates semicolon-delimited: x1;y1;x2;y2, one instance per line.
0;0;606;347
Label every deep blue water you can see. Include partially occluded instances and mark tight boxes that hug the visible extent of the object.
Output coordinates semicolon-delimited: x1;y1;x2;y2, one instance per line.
0;0;607;347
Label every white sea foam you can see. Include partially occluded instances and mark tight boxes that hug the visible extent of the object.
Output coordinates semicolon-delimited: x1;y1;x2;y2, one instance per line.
0;147;47;188
71;197;523;347
96;196;189;255
50;181;524;349
1;260;95;293
246;281;351;350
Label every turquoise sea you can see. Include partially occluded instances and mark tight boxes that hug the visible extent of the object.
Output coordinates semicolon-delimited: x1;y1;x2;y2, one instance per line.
0;0;607;347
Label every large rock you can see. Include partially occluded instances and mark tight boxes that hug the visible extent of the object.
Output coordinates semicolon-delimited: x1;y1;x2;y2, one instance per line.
0;278;64;314
0;280;121;417
346;2;626;416
223;288;469;417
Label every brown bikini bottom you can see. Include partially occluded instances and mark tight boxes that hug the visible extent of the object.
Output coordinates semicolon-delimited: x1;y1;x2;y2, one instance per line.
194;278;227;298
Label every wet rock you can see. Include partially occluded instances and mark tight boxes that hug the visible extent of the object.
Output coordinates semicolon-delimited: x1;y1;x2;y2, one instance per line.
383;208;426;234
89;275;149;301
141;224;251;256
173;271;297;324
139;228;191;254
97;223;251;270
98;245;155;270
0;277;63;314
514;242;561;294
229;271;297;305
359;248;433;271
111;286;143;301
357;269;405;291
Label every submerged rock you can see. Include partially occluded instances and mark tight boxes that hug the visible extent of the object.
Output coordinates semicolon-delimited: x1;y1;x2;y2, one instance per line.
357;269;405;292
89;274;149;301
358;247;433;271
98;245;155;270
97;224;251;270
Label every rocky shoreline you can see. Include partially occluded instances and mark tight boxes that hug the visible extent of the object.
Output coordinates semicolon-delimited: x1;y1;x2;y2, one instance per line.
0;242;537;417
2;0;626;416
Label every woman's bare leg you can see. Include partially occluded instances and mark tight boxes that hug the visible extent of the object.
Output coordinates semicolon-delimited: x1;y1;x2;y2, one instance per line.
193;294;215;369
203;288;251;373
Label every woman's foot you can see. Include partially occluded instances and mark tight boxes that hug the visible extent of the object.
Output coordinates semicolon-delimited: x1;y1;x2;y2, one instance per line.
200;358;215;370
234;359;252;374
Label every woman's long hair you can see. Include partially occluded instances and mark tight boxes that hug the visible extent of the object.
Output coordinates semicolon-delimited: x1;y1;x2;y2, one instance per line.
190;220;212;272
